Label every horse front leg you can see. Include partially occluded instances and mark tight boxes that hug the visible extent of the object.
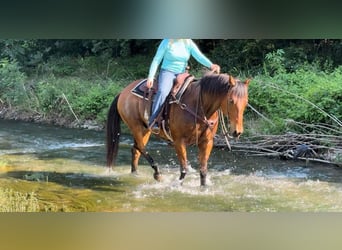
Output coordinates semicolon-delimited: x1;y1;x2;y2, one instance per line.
198;139;214;186
174;141;189;183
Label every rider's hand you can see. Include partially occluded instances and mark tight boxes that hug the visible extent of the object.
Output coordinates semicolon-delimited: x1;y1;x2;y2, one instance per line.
210;64;221;74
146;79;153;89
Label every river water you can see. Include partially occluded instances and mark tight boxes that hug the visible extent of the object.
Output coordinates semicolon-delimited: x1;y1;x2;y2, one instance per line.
1;119;342;212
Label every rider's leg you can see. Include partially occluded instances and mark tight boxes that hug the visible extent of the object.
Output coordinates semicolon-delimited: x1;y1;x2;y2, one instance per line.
149;69;176;127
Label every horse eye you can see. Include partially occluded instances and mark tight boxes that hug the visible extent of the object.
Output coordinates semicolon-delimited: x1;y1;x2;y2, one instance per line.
229;99;234;104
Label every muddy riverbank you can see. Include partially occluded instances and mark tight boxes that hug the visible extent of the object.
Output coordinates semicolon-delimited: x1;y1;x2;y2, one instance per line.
0;105;103;130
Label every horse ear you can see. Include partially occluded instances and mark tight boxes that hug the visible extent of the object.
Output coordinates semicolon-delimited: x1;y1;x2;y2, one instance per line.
229;76;236;86
245;79;251;86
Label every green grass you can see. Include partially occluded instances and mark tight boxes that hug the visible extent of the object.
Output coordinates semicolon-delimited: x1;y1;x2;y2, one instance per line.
1;53;341;134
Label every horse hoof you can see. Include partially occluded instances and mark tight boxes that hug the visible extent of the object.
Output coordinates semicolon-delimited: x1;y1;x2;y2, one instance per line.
171;179;183;187
154;173;162;182
200;185;209;192
187;166;196;173
104;167;114;175
131;171;139;177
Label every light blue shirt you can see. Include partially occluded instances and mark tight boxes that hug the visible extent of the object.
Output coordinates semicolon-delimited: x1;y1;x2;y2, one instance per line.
148;39;213;80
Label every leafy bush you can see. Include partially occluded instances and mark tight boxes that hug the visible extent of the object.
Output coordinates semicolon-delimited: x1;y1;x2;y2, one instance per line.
33;70;126;124
72;81;122;121
249;63;342;132
1;44;341;135
35;79;62;113
0;58;27;107
263;49;286;76
303;68;342;124
37;56;79;77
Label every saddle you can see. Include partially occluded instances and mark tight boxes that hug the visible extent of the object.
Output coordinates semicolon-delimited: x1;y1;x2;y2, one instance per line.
131;72;194;101
131;72;195;137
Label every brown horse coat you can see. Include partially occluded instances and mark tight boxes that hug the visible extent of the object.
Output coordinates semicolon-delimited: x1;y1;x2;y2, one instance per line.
107;73;249;186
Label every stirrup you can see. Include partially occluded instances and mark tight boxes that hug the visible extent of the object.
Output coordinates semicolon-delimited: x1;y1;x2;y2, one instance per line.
151;127;160;134
150;125;160;134
148;121;160;134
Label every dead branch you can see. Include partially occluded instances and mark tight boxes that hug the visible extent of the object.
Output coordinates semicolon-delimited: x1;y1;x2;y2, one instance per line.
214;129;342;167
61;93;80;123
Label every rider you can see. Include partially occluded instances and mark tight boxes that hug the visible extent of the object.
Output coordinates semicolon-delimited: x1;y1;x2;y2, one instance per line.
146;39;220;133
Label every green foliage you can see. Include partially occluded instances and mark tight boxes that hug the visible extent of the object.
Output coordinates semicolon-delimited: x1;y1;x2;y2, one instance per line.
35;79;66;114
72;81;122;121
1;39;341;135
25;55;143;124
263;49;286;75
303;69;342;123
0;40;42;67
37;56;79;76
210;40;279;75
210;39;342;76
0;39;159;73
0;58;27;107
249;63;342;133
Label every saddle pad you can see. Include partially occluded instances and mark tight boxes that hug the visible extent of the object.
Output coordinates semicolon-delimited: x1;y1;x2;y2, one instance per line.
131;79;155;100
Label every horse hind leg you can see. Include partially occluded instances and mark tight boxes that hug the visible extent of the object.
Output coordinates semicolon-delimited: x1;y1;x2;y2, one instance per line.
138;147;162;181
131;146;141;175
127;126;161;181
132;140;162;181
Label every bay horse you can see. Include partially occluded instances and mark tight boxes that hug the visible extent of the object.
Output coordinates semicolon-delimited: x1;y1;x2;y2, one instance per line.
106;73;249;186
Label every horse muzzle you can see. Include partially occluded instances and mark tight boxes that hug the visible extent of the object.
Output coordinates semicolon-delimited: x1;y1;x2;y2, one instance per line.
232;131;242;139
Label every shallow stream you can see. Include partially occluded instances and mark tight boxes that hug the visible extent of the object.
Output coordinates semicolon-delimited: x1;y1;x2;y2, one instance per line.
1;119;342;211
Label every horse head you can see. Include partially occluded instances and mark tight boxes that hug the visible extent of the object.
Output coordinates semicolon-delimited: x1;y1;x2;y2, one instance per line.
221;76;250;139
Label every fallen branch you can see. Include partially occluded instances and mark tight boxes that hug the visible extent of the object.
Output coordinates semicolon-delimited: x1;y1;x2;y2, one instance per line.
247;103;275;126
61;93;80;123
215;131;342;167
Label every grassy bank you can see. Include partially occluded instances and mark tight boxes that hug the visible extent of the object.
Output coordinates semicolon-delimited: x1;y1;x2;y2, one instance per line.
0;53;341;141
0;55;151;129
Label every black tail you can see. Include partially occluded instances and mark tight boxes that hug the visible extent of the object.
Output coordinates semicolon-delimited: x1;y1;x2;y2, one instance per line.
106;94;121;167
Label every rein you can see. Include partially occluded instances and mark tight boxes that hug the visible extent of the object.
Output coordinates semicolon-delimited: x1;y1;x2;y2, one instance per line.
171;84;218;145
218;109;232;150
171;86;216;129
170;73;233;148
